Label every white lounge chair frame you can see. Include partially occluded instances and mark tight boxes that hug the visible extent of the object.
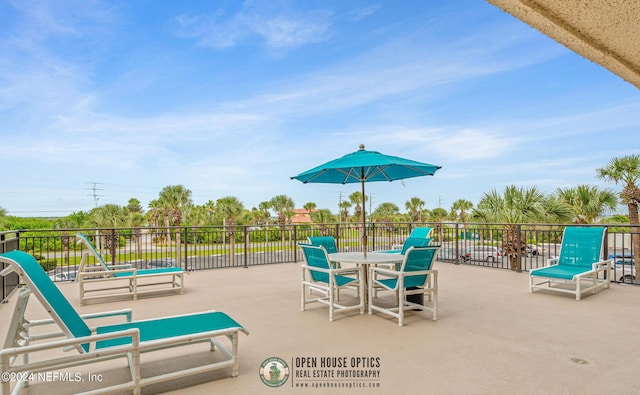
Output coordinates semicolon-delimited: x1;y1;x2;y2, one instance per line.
369;245;440;326
0;250;248;395
529;227;611;300
75;233;184;304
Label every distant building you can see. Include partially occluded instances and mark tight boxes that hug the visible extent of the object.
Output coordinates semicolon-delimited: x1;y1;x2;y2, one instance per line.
291;208;317;224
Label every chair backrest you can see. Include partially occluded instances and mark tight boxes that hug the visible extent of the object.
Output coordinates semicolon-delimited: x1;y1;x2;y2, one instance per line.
408;227;432;239
400;237;432;255
398;246;440;287
558;227;606;268
308;236;338;254
0;250;92;352
76;233;111;271
299;244;332;283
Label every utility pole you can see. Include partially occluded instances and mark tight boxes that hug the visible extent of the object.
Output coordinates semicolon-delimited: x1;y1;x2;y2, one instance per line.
86;182;104;208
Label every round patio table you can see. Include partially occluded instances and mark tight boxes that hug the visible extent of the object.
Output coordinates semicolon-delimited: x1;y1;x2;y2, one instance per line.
328;252;404;308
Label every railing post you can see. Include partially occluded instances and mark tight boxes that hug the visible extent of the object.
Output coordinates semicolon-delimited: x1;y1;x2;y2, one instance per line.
244;226;249;268
293;225;298;263
184;227;189;271
516;224;522;272
455;223;460;265
110;228;117;266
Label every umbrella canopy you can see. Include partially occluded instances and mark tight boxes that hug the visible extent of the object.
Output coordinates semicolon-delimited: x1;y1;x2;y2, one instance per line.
291;144;441;254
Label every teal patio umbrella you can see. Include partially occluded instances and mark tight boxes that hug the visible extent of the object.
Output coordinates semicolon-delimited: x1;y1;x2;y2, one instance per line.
291;144;441;255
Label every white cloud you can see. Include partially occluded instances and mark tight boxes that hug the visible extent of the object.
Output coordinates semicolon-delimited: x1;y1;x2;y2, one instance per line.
175;3;333;50
349;5;381;22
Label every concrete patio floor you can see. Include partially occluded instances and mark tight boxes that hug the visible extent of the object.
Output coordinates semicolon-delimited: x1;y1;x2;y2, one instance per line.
2;259;640;394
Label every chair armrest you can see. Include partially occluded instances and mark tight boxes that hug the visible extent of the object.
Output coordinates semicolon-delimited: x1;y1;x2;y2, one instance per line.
334;266;362;276
301;264;333;275
592;259;612;270
369;266;400;277
108;264;134;269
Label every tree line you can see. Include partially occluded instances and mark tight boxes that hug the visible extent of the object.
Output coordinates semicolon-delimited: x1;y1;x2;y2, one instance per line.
1;155;638;232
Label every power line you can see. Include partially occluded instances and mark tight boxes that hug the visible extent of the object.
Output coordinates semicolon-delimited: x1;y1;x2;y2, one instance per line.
86;182;104;208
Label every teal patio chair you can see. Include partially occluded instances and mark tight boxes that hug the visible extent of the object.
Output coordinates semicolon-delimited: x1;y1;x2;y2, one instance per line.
529;227;611;300
377;236;432;254
308;236;338;254
75;233;184;304
0;250;248;395
299;244;364;321
408;227;433;239
368;245;440;326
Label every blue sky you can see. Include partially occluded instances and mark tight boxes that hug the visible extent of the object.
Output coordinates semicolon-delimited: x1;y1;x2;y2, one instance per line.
1;0;638;217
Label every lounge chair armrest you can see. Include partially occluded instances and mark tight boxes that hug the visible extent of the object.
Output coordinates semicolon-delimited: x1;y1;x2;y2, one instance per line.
82;266;110;272
81;308;134;323
0;328;140;356
27;309;134;331
546;257;559;266
0;265;15;276
104;267;137;275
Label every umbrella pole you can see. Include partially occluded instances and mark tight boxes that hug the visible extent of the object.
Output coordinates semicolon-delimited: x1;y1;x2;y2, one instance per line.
361;177;367;257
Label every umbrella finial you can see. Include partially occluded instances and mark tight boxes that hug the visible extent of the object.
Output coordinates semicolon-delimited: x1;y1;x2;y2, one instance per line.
359;144;365;150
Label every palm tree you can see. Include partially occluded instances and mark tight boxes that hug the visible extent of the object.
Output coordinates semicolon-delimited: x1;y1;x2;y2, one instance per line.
184;205;210;259
597;154;640;275
451;199;474;223
270;195;295;243
371;202;400;222
303;202;317;223
349;192;366;224
124;198;146;260
311;209;336;235
339;201;352;223
258;201;271;225
555;185;618;224
430;207;449;243
155;185;193;245
372;202;400;247
89;204;128;262
216;196;245;266
405;197;425;222
472;185;573;271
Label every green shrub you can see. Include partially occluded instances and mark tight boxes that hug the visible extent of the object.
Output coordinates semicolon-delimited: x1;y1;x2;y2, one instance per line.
38;259;57;272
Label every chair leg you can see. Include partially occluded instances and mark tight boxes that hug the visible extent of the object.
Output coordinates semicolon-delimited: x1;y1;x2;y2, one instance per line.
398;289;405;327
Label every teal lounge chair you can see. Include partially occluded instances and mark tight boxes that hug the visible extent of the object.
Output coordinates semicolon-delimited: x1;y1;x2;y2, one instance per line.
0;250;248;395
299;244;364;321
529;227;611;300
369;245;440;326
75;233;184;304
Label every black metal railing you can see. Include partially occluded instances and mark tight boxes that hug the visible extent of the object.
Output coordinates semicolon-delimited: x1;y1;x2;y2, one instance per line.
1;231;21;301
1;223;637;299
